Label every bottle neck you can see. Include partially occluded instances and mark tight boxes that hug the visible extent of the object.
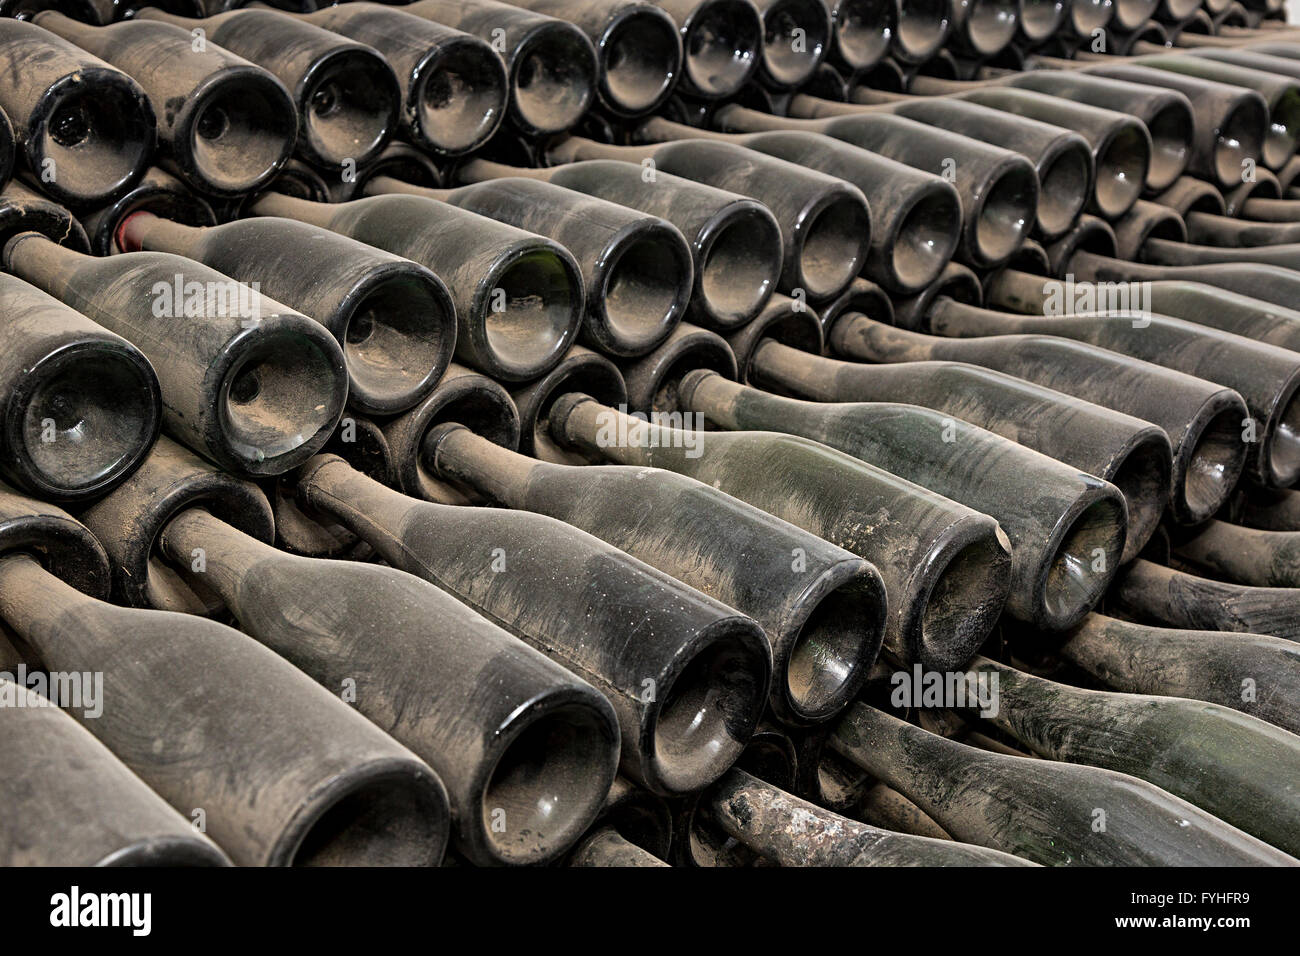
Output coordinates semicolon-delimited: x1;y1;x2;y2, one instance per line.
831;703;979;795
116;212;206;259
362;175;448;201
749;340;842;401
985;267;1056;314
244;191;340;229
549;393;684;469
544;135;651;165
157;508;276;608
635;116;733;144
0;554;98;651
3;232;87;298
927;296;1029;337
425;424;541;510
454;158;551;184
295;456;424;564
828;312;937;363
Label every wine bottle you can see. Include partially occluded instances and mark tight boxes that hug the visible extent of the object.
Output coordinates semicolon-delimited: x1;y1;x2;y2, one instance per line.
676;369;1126;629
33;13;295;198
397;0;598;136
1059;612;1300;736
1169;519;1300;588
0;272;161;502
361;175;693;358
0;481;451;867
567;826;669;866
543;135;871;302
856;782;952;840
134;7;400;170
919;286;1300;490
455;157;783;331
967;655;1300;856
749;0;831;89
540;393;1014;669
647;0;763;98
568;776;673;866
891;0;951;63
828;311;1250;525
1112;557;1300;642
0;17;154;207
245;190;584;383
824;0;894;70
632;115;961;292
4;231;347;476
832;703;1298;865
78;167;216;256
490;0;682;117
117;211;456;416
745;332;1172;563
0;677;231;866
294;452;783;773
0;179;91;253
690;768;1035;865
710;102;1041;264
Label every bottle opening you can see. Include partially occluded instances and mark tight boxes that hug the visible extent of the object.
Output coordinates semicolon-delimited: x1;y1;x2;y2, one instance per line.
1179;402;1246;523
512;27;596;135
966;0;1018;57
974;162;1037;265
698;206;781;327
38;74;152;205
761;0;830;88
1041;495;1126;628
187;76;294;195
481;248;579;379
599;228;690;356
1018;0;1066;42
418;40;506;155
1033;145;1090;241
1213;97;1266;189
892;187;961;292
1093;124;1149;220
784;574;883;720
480;703;614;864
602;10;680;115
1145;101;1193;192
896;0;950;63
303;49;399;168
917;533;1009;670
796;192;870;299
834;0;895;70
684;0;761;98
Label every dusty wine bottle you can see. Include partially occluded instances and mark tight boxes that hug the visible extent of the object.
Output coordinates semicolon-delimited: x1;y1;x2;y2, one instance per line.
117;211;456;416
829;312;1250;525
246;190;584;382
543;135;871;302
749;0;831;89
0;18;154;208
1059;612;1300;737
282;3;507;156
676;369;1126;629
965;655;1300;857
294;452;780;774
689;768;1034;865
648;0;763;98
831;703;1298;865
362;175;693;358
455;157;783;331
1112;558;1300;642
567;777;673;866
542;392;1014;669
1169;519;1300;589
0;480;451;867
33;13;295;198
4;230;348;476
134;8;400;171
0;677;231;866
0;273;160;502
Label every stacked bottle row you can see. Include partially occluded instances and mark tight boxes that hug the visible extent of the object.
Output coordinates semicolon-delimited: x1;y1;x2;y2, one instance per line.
1;0;1300;867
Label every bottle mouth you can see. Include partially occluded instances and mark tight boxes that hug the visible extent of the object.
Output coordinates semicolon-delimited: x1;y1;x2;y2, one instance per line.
1091;122;1150;220
99;836;230;868
1212;96;1266;189
1033;141;1092;242
695;203;782;329
1113;0;1158;30
594;223;693;357
832;0;896;70
34;70;154;207
181;71;295;197
1264;374;1300;489
414;38;507;156
510;25;597;135
964;0;1019;57
515;347;626;463
479;698;617;865
910;527;1011;671
600;7;681;116
793;187;872;300
1165;397;1248;519
1262;87;1300;173
1069;0;1114;35
888;184;962;293
1144;99;1194;192
760;0;831;89
217;323;346;475
781;565;885;722
971;159;1039;266
276;760;449;867
683;0;762;98
895;0;951;64
13;340;159;502
1017;0;1066;42
1036;491;1126;630
476;245;582;382
300;48;401;170
648;620;770;793
1105;433;1173;564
